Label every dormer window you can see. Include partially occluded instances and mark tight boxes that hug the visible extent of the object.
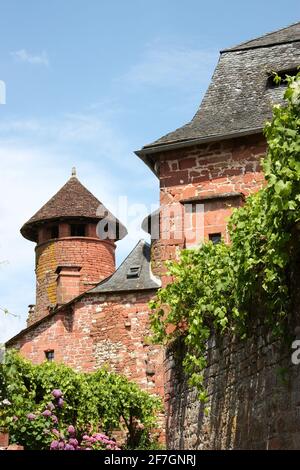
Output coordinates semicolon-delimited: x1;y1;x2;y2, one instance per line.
71;224;86;237
267;68;298;88
127;266;141;279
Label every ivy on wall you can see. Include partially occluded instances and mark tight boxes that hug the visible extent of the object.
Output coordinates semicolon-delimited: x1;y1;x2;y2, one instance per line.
150;71;300;401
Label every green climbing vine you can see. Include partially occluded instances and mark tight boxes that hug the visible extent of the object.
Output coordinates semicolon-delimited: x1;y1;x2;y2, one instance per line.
150;71;300;401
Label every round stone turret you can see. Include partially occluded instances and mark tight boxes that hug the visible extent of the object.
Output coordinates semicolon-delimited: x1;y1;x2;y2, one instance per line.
21;171;127;325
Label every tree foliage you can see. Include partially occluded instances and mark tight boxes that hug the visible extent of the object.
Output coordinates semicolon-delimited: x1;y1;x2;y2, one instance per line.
150;71;300;401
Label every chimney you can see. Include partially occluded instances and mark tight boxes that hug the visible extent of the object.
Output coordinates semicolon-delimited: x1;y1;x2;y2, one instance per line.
56;265;82;305
27;304;36;325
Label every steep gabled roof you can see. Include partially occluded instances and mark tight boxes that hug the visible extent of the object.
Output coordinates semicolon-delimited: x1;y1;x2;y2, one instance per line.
90;240;161;293
136;22;300;172
21;173;127;241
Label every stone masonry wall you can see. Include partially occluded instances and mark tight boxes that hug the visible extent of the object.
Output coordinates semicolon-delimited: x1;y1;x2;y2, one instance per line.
152;134;266;282
9;305;95;371
8;290;163;398
165;322;300;450
89;291;164;398
32;237;115;325
155;132;300;449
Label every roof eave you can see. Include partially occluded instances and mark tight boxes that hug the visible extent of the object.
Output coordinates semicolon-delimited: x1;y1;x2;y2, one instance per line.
135;127;263;174
21;215;128;242
89;286;160;295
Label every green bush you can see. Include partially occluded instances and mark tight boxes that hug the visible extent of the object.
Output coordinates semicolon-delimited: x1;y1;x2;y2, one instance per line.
0;350;162;449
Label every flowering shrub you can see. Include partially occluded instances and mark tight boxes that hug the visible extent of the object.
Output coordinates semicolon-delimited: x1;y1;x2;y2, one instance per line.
0;351;162;449
50;429;120;451
6;389;121;450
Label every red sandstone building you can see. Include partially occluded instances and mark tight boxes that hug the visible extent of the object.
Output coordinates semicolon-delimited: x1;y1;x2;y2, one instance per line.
6;23;300;405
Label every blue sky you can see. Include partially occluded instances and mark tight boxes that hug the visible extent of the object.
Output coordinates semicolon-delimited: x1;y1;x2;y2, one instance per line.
0;0;299;342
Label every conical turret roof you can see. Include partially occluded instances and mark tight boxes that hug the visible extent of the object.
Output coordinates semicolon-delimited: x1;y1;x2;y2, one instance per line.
21;172;127;241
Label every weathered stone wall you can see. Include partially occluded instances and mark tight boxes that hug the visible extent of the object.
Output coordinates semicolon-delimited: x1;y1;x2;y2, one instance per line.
8;290;164;398
165;321;300;450
155;133;300;450
9;305;95;371
89;291;164;397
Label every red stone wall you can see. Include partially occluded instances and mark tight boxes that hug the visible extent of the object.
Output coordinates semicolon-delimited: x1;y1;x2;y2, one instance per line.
9;290;163;398
152;134;267;282
32;237;115;325
88;291;164;397
10;306;94;370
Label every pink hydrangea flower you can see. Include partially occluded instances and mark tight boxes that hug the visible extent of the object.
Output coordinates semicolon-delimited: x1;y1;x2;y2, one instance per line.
27;413;36;420
57;398;64;408
52;429;60;438
64;444;75;450
52;389;63;399
50;440;59;450
58;441;65;450
68;438;78;448
67;425;75;435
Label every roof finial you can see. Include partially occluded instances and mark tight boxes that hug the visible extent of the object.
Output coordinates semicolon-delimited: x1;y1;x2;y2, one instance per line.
71;167;77;178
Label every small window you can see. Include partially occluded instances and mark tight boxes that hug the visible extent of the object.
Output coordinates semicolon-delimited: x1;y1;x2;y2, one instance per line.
267;68;298;88
127;266;141;279
50;226;59;239
71;224;86;237
45;350;54;362
209;233;221;244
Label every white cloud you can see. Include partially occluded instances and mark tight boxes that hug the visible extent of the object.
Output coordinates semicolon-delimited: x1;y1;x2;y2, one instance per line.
123;41;217;89
11;49;49;67
0;114;131;166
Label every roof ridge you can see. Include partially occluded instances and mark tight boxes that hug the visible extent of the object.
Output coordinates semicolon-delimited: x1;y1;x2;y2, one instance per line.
222;20;300;52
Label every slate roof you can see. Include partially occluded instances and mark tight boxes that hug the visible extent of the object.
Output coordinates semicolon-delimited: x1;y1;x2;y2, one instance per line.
136;22;300;170
21;173;127;241
223;21;300;52
90;240;161;293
